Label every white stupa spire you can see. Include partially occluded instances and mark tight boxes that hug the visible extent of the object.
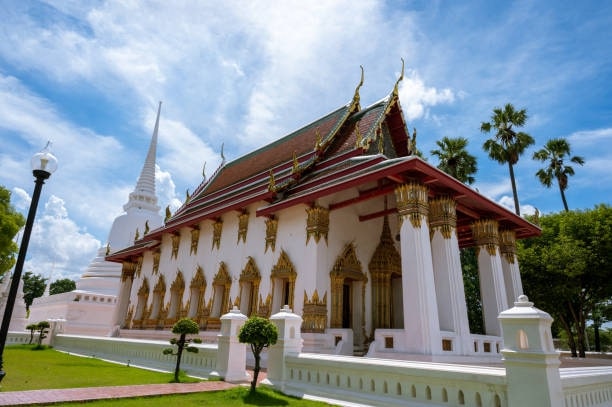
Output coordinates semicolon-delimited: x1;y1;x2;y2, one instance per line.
123;101;162;213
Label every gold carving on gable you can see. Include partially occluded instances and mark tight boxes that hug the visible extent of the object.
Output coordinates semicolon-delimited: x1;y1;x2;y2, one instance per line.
212;219;223;250
271;250;297;309
171;232;180;259
265;217;278;252
213;262;232;285
302;289;328;333
428;196;457;240
306;205;329;244
472;219;499;256
237;211;249;244
171;270;185;293
240;256;261;282
190;226;200;255
395;182;429;228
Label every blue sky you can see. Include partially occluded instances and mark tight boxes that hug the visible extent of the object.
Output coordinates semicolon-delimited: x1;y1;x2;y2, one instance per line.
1;1;611;282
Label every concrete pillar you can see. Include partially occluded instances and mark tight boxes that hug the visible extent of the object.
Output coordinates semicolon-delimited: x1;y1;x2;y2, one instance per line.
44;318;65;346
266;305;303;386
212;306;249;382
394;182;441;355
500;230;524;307
429;196;471;355
472;220;508;336
112;261;135;328
499;295;563;407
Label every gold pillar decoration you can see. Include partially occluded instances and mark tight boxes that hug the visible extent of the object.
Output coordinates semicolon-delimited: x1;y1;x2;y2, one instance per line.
428;196;457;240
152;249;160;275
472;219;500;256
171;232;180;259
213;262;232;316
124;305;134;329
237;211;249;244
265;216;278;252
306;205;329;244
134;256;143;278
499;229;517;264
270;250;297;310
132;278;150;329
121;261;136;282
394;182;429;228
302;290;328;333
239;256;261;316
190;226;200;255
212;218;223;250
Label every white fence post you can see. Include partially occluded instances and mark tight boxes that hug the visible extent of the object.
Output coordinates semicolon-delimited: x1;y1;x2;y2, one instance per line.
266;305;303;388
211;306;249;382
499;295;563;407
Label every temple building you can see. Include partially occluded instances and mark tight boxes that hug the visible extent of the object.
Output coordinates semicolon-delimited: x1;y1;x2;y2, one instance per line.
28;103;164;335
107;69;539;359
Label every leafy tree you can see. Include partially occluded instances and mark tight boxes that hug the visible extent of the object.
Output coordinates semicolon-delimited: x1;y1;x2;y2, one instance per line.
0;186;25;278
430;136;478;184
481;103;535;215
518;205;612;357
50;278;76;295
238;316;278;392
460;248;484;334
22;271;47;312
26;323;38;344
162;318;201;382
533;138;585;212
35;321;50;347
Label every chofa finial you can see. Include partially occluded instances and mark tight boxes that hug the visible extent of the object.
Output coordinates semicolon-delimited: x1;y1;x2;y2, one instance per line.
392;58;405;97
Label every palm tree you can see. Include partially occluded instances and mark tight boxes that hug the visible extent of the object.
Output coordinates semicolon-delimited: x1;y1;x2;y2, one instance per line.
533;138;584;212
481;103;535;215
430;136;478;184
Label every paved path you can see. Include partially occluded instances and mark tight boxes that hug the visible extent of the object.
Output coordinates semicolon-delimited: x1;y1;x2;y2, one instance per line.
0;381;236;406
0;370;267;406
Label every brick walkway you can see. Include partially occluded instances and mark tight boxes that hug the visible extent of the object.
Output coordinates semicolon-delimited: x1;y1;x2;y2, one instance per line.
0;371;266;406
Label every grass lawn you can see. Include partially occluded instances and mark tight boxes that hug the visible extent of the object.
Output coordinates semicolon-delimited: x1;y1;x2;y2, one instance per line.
1;344;198;391
1;345;331;406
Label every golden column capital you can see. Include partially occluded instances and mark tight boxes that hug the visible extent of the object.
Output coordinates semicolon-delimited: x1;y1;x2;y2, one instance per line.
394;182;429;228
471;219;499;256
121;261;136;282
429;196;457;239
499;229;517;264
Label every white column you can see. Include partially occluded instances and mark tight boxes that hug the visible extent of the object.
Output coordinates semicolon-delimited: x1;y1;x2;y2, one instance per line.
395;182;441;355
500;230;523;306
429;196;471;355
212;306;249;383
266;305;303;388
499;295;563;407
472;220;508;336
112;261;135;328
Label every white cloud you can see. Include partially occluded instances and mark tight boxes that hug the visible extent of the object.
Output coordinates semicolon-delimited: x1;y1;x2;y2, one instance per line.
398;70;456;121
24;195;100;282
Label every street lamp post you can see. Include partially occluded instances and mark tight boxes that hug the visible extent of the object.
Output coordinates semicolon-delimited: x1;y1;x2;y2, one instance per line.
0;143;57;382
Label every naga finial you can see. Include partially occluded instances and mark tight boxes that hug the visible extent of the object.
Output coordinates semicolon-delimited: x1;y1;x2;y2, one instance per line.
144;220;150;235
315;127;322;151
392;58;405;97
355;122;363;148
134;228;140;241
352;65;365;108
202;161;207;181
165;205;172;222
220;142;225;164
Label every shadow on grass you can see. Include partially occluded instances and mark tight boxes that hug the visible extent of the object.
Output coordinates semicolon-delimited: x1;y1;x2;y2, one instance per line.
242;387;290;406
